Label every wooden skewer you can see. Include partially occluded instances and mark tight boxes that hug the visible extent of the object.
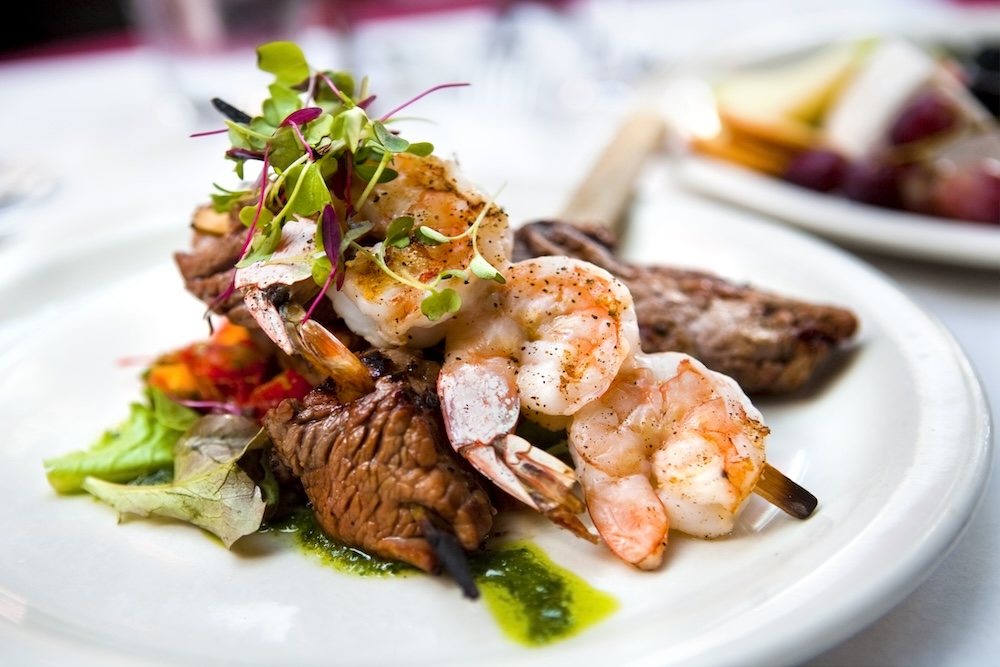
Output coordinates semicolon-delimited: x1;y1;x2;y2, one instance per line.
754;462;818;519
557;109;667;234
555;107;819;522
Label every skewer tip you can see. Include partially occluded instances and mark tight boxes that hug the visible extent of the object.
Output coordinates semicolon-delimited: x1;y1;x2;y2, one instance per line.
754;462;818;519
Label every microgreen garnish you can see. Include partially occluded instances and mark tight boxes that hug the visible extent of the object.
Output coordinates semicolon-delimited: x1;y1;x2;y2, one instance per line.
415;186;508;285
354;187;506;320
199;40;499;323
304;204;343;321
353;214;466;322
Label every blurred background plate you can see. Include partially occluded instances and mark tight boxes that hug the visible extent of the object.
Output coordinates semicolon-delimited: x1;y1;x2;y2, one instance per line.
659;5;1000;268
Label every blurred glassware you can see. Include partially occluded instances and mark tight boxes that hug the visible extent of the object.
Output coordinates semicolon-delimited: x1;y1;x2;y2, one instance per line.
124;0;346;129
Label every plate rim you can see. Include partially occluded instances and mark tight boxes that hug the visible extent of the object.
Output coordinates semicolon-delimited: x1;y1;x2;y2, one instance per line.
673;156;1000;269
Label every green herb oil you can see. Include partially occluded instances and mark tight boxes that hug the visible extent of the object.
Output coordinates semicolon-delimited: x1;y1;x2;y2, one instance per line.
263;509;415;577
263;510;618;645
471;540;618;646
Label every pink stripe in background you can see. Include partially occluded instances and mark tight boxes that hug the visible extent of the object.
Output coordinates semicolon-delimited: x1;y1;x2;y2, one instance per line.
0;0;576;62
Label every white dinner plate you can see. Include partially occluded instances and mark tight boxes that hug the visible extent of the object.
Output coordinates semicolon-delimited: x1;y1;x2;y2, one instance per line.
660;7;1000;269
0;194;992;667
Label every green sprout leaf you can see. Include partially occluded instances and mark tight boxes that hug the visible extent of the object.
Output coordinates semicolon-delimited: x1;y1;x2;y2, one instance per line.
211;187;251;213
416;225;450;245
311;254;333;287
315;70;355;104
262;83;303;127
421;288;462;321
225;119;268;150
265;126;307;172
257;41;310;87
373;120;410;154
237;219;284;267
354;163;397;184
304;113;335;146
385;216;414;248
288;162;333;217
343;221;373;247
406;141;434;157
470;255;506;283
339;106;368;151
238;202;274;229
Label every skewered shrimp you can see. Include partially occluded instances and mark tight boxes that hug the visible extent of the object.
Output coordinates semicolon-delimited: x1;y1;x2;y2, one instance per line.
331;152;512;348
568;350;769;570
437;255;641;538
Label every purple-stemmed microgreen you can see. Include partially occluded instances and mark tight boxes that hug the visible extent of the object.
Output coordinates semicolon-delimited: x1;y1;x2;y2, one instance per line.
172;398;244;417
190;128;231;138
304;204;341;322
200;40;496;322
206;153;272;321
281;107;323;159
316;71;352;107
377;82;470;123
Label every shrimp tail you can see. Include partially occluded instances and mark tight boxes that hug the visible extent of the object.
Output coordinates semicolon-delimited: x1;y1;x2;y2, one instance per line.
462;436;595;542
440;360;597;541
496;434;595;542
242;285;299;356
282;303;375;400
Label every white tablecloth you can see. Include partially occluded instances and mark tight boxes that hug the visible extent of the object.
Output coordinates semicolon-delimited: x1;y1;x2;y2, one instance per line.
1;1;996;665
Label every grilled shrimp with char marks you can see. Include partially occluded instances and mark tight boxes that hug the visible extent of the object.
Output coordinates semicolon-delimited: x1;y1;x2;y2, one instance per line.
437;255;640;539
332;152;512;348
234;152;510;372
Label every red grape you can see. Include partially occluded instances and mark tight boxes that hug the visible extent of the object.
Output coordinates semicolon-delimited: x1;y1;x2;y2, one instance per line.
783;148;848;192
842;158;906;210
888;88;959;146
929;159;1000;224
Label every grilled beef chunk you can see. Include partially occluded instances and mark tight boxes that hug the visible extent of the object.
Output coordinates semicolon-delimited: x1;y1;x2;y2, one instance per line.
174;205;252;325
174;205;364;371
262;349;494;580
513;220;858;394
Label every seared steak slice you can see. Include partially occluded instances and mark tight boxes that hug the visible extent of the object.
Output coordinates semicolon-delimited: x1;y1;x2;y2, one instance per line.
174;205;253;326
513;220;858;394
262;350;494;583
174;206;364;361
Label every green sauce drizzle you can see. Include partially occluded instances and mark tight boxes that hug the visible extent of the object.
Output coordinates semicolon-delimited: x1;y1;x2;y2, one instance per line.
262;510;618;645
262;509;416;577
471;540;618;646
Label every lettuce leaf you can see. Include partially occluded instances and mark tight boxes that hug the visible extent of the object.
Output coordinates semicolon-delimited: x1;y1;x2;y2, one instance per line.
81;414;268;548
44;387;199;494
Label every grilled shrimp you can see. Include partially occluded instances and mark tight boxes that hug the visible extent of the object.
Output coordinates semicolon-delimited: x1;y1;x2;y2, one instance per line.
568;350;769;570
234;218;319;358
437;255;641;538
331;152;512;348
236;152;510;368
